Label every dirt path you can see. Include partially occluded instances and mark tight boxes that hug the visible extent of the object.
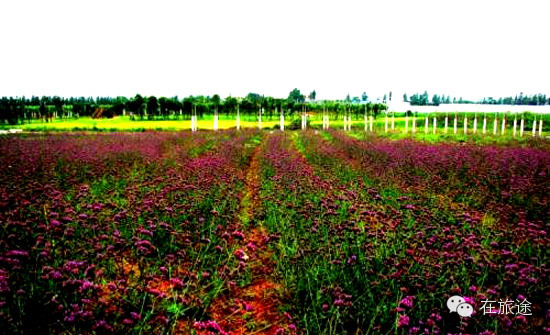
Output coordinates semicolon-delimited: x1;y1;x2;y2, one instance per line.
195;143;297;335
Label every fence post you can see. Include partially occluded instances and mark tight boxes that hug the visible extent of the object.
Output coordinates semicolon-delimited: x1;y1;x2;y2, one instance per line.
464;116;468;135
236;105;241;131
301;106;306;130
364;106;367;132
473;114;477;134
539;115;543;137
425;115;429;134
520;115;524;137
213;108;218;131
513;113;517;137
444;114;448;133
369;113;373;132
483;114;487;134
280;108;284;131
493;114;498;135
453;114;457;134
501;115;506;135
532;116;537;136
192;105;197;132
433;116;437;134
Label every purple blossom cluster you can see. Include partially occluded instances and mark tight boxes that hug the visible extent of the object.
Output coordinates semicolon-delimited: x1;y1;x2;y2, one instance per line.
0;130;261;334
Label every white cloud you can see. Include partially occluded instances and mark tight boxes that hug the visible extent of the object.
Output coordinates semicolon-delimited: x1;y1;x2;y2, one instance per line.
0;0;549;101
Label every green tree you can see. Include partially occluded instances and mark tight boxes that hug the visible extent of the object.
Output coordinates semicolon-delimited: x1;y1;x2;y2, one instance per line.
288;89;305;103
362;92;368;102
147;96;158;119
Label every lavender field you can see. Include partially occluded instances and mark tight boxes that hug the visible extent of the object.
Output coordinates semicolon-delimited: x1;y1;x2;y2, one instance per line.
0;130;549;335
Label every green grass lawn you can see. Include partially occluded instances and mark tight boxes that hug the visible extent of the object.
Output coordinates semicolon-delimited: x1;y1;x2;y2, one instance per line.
0;116;284;131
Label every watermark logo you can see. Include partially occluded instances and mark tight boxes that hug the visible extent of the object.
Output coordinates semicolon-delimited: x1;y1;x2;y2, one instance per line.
447;295;532;317
479;299;532;316
447;295;473;317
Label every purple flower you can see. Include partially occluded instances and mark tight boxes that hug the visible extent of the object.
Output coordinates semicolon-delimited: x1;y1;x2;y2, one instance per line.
6;250;29;257
400;296;415;309
234;249;249;261
398;315;410;328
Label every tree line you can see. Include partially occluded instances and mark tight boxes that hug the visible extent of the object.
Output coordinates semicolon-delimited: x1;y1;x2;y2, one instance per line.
404;91;550;106
0;89;388;125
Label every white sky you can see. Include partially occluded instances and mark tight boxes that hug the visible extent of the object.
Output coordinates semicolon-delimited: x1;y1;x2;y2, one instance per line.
1;0;549;101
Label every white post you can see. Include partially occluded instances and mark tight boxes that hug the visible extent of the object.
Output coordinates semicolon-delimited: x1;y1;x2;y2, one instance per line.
369;114;373;132
345;115;348;131
192;105;197;132
236;105;241;131
513;114;517;137
301;106;306;130
344;114;348;131
425;115;429;134
473;114;477;134
454;115;458;134
433;116;437;134
364;106;368;132
213;108;218;131
493;115;498;135
520;115;524;137
444;114;448;133
464;116;468;135
501;115;506;135
343;115;346;131
532;116;537;136
280;108;284;131
483;114;487;134
258;108;262;130
539;117;543;137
